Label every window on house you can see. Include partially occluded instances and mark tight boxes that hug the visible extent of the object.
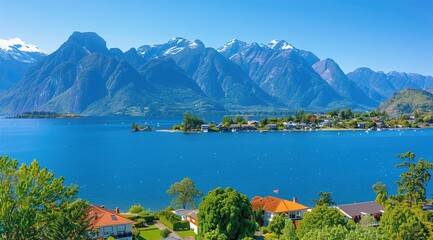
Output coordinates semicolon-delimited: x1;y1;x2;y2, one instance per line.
118;224;126;234
103;226;113;236
289;212;296;219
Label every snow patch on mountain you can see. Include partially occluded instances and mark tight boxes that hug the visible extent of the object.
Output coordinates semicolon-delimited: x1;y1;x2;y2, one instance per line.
268;39;294;50
0;38;45;53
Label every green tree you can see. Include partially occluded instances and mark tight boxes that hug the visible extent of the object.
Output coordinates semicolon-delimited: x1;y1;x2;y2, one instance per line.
327;109;339;118
222;116;233;127
260;117;268;127
372;182;388;205
46;199;90;240
198;187;255;239
313;192;335;206
395;151;433;205
299;225;349;240
234;115;246;124
281;219;297;240
166;177;202;209
181;112;204;132
294;110;305;122
0;156;89;240
253;208;264;227
267;215;285;238
358;214;377;230
378;203;430;240
129;204;144;214
296;205;346;239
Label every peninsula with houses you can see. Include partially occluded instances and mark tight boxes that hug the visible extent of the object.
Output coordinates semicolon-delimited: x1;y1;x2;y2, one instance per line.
171;108;433;133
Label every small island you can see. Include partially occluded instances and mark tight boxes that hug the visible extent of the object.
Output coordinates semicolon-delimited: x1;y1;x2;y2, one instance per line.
9;111;82;119
131;122;152;132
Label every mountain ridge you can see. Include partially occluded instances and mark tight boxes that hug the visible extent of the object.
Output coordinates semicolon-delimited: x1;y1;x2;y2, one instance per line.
1;32;432;116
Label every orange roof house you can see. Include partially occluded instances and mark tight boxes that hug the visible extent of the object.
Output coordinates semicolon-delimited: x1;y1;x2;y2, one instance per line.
251;196;309;226
88;205;133;240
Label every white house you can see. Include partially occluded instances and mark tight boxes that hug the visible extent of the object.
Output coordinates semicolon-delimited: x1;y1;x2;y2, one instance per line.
251;196;309;225
173;209;199;234
88;205;133;240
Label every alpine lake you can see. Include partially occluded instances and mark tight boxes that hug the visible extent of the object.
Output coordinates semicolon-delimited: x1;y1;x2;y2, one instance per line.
1;116;432;211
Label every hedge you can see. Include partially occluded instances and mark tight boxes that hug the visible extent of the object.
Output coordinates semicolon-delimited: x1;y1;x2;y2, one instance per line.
159;211;190;231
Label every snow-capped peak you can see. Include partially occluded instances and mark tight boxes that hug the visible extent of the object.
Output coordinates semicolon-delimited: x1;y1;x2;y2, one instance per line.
168;37;189;45
267;39;294;50
217;39;247;54
0;38;45;53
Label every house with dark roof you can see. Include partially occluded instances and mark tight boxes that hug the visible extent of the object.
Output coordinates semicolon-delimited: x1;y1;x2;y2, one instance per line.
335;201;384;224
88;205;133;240
251;196;309;225
173;209;199;234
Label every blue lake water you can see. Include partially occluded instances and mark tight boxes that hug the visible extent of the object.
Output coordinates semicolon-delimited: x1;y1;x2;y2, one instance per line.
1;116;433;212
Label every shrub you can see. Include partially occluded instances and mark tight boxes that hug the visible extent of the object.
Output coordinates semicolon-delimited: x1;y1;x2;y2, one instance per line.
161;229;171;238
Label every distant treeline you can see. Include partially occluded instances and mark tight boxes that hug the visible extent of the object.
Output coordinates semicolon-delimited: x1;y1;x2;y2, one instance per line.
10;111;81;119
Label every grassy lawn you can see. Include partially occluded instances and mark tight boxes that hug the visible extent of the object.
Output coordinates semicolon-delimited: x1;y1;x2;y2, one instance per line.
176;230;196;237
137;225;161;240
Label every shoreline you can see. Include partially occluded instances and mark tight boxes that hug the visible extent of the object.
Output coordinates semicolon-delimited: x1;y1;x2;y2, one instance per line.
155;127;432;133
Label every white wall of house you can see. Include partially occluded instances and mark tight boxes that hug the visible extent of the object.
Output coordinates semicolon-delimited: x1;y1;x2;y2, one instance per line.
189;221;198;234
264;210;308;225
96;223;133;240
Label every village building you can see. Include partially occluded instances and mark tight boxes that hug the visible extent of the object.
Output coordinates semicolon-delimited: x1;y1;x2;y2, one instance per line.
201;124;209;132
283;121;298;129
88;205;133;240
335;201;384;225
251;196;309;225
268;124;278;131
173;209;199;234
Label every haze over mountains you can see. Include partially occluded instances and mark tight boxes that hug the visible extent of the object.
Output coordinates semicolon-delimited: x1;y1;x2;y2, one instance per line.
0;31;432;116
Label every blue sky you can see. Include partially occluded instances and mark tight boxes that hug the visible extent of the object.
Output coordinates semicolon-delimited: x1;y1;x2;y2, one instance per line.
0;0;432;75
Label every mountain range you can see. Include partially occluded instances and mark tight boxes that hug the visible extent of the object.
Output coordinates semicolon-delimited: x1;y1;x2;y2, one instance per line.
0;32;432;116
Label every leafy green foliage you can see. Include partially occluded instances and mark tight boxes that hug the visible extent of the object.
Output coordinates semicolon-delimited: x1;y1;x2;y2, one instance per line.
181;112;205;132
379;203;430;240
0;156;89;240
299;225;379;240
198;187;256;239
266;215;285;238
253;208;264;227
313;192;336;206
161;228;171;238
166;177;203;209
281;219;297;240
395;151;433;205
372;182;388;205
358;214;377;230
129;204;145;214
296;205;346;238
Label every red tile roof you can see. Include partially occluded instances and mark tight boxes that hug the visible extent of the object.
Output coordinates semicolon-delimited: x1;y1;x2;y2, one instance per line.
88;205;133;229
251;196;308;213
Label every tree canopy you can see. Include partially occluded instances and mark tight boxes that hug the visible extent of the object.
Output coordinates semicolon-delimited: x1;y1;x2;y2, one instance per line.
395;151;433;205
372;182;388;205
166;177;203;209
181;112;205;132
379;203;430;240
198;187;256;240
0;156;89;240
296;204;346;238
313;192;335;206
129;204;144;214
